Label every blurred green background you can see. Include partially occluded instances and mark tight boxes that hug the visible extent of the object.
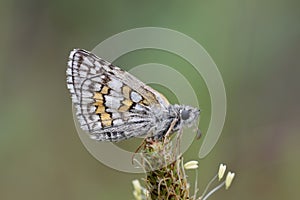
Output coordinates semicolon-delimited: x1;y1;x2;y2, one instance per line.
1;0;299;199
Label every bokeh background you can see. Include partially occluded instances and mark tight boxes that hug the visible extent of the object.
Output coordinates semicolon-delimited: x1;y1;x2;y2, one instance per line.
1;0;299;199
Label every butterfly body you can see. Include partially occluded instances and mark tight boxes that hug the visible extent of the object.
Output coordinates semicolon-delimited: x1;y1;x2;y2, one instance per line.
67;49;200;142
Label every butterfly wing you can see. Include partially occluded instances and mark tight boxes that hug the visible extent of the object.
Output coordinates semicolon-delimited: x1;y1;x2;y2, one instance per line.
66;49;170;141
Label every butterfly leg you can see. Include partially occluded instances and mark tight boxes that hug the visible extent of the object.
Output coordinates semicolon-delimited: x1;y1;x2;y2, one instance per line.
131;138;148;165
173;128;183;157
163;118;178;144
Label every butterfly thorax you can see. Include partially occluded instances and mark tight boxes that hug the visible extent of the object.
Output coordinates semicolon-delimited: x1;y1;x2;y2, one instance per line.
150;104;200;139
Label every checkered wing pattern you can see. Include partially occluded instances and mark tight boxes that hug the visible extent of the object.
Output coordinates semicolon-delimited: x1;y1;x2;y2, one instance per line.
66;49;170;141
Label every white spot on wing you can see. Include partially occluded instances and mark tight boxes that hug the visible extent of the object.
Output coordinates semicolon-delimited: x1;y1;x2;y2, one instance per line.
79;70;87;77
113;119;123;126
128;117;145;123
92;115;100;121
66;76;73;83
82;80;91;90
81;98;94;104
84;57;93;66
90;135;98;140
67;61;73;68
110;90;122;97
133;104;145;111
108;78;122;92
91;76;103;83
80;64;89;71
103;65;111;72
110;111;121;119
90;68;97;74
81;124;89;131
66;68;72;75
95;61;102;71
92;122;102;130
81;91;93;97
71;96;79;103
104;96;121;109
130;91;142;103
69;49;77;59
93;83;101;91
88;105;96;113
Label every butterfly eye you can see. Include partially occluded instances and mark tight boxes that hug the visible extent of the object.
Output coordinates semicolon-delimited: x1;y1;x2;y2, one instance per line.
181;109;190;120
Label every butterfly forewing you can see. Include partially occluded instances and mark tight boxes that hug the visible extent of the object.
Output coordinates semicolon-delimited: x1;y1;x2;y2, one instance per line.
66;49;170;141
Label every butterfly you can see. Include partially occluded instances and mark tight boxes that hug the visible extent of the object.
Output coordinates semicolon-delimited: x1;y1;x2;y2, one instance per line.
66;49;200;142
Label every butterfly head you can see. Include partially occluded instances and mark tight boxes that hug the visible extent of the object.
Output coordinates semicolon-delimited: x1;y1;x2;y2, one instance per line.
171;105;200;130
180;105;200;126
